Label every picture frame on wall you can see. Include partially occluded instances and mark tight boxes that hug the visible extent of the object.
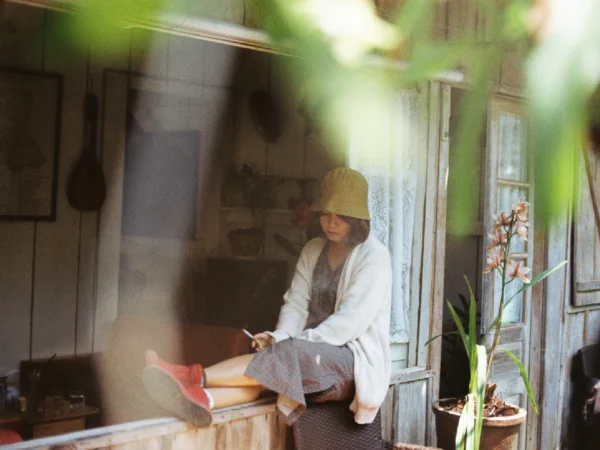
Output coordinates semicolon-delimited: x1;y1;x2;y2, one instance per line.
0;67;62;221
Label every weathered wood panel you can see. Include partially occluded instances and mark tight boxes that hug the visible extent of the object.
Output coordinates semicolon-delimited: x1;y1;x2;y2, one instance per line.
393;377;430;445
584;309;600;344
30;10;84;360
95;70;128;350
411;82;442;368
382;385;395;443
0;2;44;374
130;28;169;77
526;217;546;450
75;20;130;356
375;0;404;21
446;0;478;40
539;204;571;450
234;48;270;171
428;0;447;42
561;311;586;449
186;0;245;26
266;56;305;178
14;407;291;450
404;81;443;446
573;146;600;306
168;33;207;83
408;80;429;354
204;40;240;87
499;45;523;91
391;342;409;372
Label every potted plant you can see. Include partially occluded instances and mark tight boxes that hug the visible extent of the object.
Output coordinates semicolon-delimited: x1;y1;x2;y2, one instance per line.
429;199;567;449
222;164;285;258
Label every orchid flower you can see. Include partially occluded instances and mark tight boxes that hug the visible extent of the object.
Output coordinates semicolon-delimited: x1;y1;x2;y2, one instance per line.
483;247;504;274
515;222;529;241
487;227;507;250
507;260;531;284
512;198;530;223
493;212;512;228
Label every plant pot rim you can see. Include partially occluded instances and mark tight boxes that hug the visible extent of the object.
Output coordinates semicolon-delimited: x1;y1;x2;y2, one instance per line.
432;399;527;427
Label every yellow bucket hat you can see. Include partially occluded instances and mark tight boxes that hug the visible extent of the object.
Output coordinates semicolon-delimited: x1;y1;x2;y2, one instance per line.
311;168;370;220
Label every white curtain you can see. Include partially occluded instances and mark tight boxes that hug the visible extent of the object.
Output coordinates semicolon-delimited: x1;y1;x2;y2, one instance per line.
348;90;419;343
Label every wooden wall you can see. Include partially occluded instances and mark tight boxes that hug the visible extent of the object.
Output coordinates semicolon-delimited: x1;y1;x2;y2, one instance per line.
7;405;293;450
0;2;341;376
541;148;600;450
0;1;530;449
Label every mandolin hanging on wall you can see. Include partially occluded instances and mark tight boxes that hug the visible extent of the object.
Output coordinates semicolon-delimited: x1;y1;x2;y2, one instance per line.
67;91;106;211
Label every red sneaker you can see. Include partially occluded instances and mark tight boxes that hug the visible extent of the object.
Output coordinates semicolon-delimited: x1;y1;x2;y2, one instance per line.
145;350;204;385
142;364;214;427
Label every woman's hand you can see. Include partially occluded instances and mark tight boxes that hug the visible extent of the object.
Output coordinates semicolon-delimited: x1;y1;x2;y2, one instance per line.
252;333;275;352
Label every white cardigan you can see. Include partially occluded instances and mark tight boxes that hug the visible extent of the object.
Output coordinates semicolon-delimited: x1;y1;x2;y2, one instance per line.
268;235;392;424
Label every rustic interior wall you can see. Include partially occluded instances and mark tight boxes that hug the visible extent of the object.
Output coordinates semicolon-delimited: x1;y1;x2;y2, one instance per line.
0;2;340;376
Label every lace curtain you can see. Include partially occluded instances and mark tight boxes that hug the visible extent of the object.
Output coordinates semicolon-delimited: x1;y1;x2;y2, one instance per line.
348;90;419;343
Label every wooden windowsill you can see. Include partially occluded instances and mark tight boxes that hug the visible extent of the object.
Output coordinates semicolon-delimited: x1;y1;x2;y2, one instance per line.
7;399;278;450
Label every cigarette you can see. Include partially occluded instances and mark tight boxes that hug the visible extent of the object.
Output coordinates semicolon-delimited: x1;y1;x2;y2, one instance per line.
242;329;254;339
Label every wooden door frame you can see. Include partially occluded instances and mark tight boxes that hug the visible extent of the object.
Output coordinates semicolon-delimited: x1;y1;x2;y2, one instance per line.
419;81;450;445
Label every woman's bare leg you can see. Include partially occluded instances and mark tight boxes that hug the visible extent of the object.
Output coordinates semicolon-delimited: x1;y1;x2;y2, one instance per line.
204;354;261;387
207;386;267;409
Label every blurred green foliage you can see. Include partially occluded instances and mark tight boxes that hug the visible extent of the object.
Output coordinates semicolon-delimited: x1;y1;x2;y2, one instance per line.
260;0;600;230
67;0;600;229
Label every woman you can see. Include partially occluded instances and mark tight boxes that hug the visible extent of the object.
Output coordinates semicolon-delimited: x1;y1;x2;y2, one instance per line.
143;167;392;427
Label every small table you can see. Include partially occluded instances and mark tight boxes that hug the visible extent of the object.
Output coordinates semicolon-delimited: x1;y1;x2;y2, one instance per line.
19;406;99;438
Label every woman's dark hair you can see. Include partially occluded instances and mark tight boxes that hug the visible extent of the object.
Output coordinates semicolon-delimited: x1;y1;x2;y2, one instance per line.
316;212;370;246
341;216;371;246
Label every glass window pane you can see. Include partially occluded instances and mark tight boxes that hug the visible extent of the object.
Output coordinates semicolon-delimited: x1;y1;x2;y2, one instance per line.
493;268;524;324
497;184;528;253
498;112;527;182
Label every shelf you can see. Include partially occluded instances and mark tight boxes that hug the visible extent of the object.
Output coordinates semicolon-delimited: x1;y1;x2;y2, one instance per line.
219;206;293;214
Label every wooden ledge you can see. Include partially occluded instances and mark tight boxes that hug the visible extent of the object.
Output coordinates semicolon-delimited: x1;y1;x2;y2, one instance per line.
8;399;284;450
212;397;277;424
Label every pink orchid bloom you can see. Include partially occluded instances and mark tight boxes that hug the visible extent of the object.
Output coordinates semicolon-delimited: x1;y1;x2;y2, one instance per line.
483;247;504;274
487;227;507;250
507;260;531;283
515;222;528;241
512;198;530;223
493;212;512;228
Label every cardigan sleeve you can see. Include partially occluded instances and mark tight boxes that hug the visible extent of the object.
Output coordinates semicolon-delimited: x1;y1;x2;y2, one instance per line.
301;247;392;346
267;239;321;342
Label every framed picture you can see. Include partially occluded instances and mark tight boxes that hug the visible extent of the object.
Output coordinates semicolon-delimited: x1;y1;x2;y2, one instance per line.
0;67;62;220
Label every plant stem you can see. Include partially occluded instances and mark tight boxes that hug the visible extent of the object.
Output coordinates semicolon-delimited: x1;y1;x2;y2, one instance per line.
486;214;514;380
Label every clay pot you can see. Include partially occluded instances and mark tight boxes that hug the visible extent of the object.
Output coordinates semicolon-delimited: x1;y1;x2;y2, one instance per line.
432;400;526;450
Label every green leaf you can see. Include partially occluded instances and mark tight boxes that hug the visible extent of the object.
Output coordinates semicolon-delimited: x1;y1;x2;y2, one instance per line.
447;44;504;235
474;345;487;449
455;394;475;450
425;331;461;346
498;348;539;414
393;0;435;41
447;300;469;356
504;260;568;303
526;1;600;222
465;276;478;365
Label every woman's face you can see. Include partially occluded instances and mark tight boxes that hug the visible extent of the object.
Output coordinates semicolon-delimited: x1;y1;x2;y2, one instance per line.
320;211;352;244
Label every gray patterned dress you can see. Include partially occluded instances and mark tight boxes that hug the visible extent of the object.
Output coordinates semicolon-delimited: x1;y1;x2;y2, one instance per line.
245;242;355;424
